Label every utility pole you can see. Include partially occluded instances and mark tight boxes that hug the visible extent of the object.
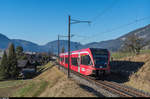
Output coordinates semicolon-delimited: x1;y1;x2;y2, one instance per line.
58;35;60;58
58;35;70;59
57;34;72;69
58;35;60;69
68;15;71;78
67;15;91;78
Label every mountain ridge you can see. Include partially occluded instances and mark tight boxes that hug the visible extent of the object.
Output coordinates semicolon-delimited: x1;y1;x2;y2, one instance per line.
0;24;150;53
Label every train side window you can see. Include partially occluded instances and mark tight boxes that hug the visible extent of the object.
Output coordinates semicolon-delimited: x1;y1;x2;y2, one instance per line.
61;57;64;62
65;57;68;64
81;55;92;65
62;58;64;62
71;58;78;66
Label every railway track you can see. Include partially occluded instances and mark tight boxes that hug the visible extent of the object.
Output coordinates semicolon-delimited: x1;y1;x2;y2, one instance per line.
100;81;149;97
53;61;150;97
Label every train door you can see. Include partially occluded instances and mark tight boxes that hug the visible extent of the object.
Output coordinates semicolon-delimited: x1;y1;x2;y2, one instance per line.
80;52;93;75
78;53;80;73
63;56;65;65
71;53;78;72
64;56;65;65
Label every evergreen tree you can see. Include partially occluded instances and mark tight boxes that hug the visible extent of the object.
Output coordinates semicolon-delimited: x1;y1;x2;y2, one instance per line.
16;46;23;56
61;46;65;53
16;46;27;59
0;51;8;80
8;43;19;79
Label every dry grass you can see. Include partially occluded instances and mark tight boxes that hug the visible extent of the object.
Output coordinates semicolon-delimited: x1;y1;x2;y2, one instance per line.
121;53;150;93
0;82;26;97
11;62;97;97
13;80;48;97
0;80;29;97
12;62;54;97
0;62;53;97
39;67;97;97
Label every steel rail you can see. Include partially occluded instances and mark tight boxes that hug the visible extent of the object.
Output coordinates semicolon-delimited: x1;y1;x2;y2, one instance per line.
101;80;149;97
72;70;132;97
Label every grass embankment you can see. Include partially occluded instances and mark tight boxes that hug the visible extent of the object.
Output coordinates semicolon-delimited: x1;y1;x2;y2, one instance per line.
13;80;48;97
0;62;53;97
0;80;29;97
37;62;54;72
13;62;54;97
111;50;150;93
0;61;97;97
37;66;97;97
123;54;150;93
14;63;97;97
111;49;150;60
111;52;135;60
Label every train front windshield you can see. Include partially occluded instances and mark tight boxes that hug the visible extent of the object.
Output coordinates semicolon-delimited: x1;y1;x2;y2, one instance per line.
94;55;108;68
90;48;109;68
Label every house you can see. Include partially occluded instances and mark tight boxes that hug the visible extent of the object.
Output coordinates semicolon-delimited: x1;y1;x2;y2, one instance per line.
17;60;37;71
24;51;36;55
17;60;37;78
51;56;57;61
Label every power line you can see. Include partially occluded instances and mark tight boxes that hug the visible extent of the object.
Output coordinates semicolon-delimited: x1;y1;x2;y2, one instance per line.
94;16;150;35
91;0;118;22
74;15;150;43
63;1;149;45
73;0;118;37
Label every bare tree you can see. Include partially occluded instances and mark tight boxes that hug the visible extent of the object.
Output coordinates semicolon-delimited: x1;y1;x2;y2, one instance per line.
121;34;144;54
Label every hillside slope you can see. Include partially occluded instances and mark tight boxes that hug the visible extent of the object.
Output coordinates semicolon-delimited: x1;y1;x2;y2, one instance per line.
37;66;97;97
0;33;11;49
0;33;44;52
12;39;44;52
0;33;82;53
43;40;82;53
11;62;97;97
115;53;150;93
83;24;150;51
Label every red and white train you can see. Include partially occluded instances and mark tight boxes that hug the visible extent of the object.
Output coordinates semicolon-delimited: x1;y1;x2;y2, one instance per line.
59;48;110;77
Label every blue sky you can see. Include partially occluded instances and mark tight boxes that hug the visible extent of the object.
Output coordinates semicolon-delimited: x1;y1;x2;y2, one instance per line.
0;0;150;45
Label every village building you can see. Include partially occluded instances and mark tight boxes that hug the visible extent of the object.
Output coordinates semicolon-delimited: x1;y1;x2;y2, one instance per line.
17;60;37;78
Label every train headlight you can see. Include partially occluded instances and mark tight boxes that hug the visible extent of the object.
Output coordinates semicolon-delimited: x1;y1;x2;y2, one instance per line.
99;66;102;68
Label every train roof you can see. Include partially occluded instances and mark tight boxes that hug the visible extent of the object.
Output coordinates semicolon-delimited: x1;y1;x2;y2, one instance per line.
89;48;108;52
89;48;108;50
59;48;108;56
